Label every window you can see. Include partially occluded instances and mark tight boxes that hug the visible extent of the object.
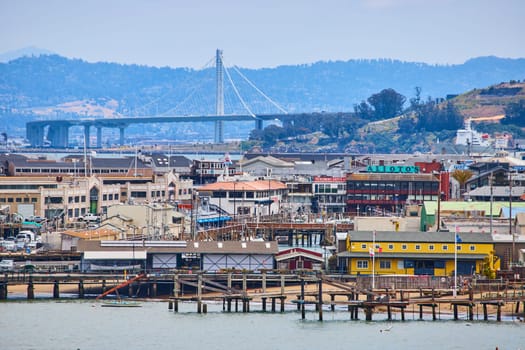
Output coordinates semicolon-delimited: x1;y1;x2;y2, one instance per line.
469;245;475;251
388;244;394;250
361;244;367;249
435;260;445;269
428;244;435;251
401;244;407;250
15;198;21;203
357;260;368;269
457;246;462;251
415;244;421;250
442;245;448;251
379;260;391;269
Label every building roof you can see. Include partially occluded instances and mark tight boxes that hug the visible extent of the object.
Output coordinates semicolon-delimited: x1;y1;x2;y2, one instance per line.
337;252;487;260
197;179;287;192
241;155;294;168
465;186;525;197
78;239;279;254
144;153;192;168
346;231;494;243
91;157;147;169
276;247;323;262
424;200;525;217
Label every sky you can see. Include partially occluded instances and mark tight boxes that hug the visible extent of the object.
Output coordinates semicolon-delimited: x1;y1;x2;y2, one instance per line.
0;0;524;69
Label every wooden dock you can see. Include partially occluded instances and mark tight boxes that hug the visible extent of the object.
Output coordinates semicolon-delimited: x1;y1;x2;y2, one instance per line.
2;271;524;322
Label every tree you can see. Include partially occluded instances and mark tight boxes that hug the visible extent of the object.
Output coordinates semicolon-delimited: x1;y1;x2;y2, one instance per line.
503;100;525;126
367;88;406;120
451;169;474;198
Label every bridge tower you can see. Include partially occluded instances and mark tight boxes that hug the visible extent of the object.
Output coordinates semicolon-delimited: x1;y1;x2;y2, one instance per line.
214;49;224;143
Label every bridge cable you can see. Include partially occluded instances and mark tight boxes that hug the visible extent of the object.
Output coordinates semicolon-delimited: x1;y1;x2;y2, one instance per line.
231;65;288;114
222;64;256;118
134;56;216;116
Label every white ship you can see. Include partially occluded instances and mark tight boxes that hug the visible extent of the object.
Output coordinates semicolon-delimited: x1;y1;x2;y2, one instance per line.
455;118;491;147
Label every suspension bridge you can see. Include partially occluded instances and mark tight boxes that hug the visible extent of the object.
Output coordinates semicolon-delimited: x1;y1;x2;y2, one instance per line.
25;50;309;148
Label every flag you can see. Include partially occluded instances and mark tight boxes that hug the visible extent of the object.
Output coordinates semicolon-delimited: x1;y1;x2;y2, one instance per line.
369;247;375;257
455;234;462;243
378;246;383;253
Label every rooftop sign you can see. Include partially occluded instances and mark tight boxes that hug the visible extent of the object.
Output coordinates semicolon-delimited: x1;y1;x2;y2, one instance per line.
366;165;419;173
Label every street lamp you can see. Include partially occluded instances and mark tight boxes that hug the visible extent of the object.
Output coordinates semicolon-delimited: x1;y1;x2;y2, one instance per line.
268;178;271;217
233;182;237;223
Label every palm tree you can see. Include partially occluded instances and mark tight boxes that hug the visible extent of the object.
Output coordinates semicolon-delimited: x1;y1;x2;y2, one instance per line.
451;169;474;199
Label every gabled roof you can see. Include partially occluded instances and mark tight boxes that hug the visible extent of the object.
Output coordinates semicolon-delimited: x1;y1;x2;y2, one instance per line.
241;155;294;168
276;247;323;262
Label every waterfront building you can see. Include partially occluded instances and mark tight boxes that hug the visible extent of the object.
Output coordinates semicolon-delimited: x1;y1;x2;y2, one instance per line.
282;175;314;218
0;172;192;224
275;247;324;270
77;239;278;272
0;175;120;223
312;176;346;214
346;165;444;216
337;231;499;276
197;179;287;218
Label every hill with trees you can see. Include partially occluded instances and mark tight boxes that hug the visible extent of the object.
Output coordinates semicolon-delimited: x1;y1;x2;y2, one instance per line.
0;54;524;150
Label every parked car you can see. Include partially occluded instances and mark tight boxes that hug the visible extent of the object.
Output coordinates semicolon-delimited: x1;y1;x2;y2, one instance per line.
2;236;17;251
0;259;14;271
78;213;100;222
26;215;46;223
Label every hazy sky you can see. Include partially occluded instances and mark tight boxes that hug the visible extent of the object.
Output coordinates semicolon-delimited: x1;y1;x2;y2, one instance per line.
1;0;524;69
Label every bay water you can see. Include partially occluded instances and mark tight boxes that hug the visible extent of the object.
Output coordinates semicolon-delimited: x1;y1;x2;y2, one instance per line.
1;300;523;350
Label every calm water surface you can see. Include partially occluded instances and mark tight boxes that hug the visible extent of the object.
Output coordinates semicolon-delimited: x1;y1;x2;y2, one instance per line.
1;300;523;350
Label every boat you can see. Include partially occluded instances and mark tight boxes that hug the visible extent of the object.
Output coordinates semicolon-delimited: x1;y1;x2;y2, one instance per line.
95;273;146;307
101;300;142;308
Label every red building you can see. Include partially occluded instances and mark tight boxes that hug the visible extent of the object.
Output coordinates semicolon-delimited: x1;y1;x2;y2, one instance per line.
275;248;324;270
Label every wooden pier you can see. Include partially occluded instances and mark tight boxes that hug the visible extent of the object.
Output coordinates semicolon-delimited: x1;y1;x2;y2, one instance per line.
2;271;524;322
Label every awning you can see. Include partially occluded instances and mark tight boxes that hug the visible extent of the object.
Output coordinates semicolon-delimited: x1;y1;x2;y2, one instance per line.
22;221;42;228
83;251;147;260
197;216;231;224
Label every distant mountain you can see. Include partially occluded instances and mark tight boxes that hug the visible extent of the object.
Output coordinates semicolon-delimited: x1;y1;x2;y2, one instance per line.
0;46;56;63
0;54;524;142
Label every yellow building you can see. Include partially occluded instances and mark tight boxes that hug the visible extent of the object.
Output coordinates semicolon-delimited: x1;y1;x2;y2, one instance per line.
338;231;499;276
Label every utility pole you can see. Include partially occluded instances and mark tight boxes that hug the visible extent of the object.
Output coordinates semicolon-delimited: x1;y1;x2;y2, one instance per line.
509;170;514;267
489;172;493;235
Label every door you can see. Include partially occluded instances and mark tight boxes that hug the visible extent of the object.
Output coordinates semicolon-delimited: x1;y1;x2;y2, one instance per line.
414;260;434;275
